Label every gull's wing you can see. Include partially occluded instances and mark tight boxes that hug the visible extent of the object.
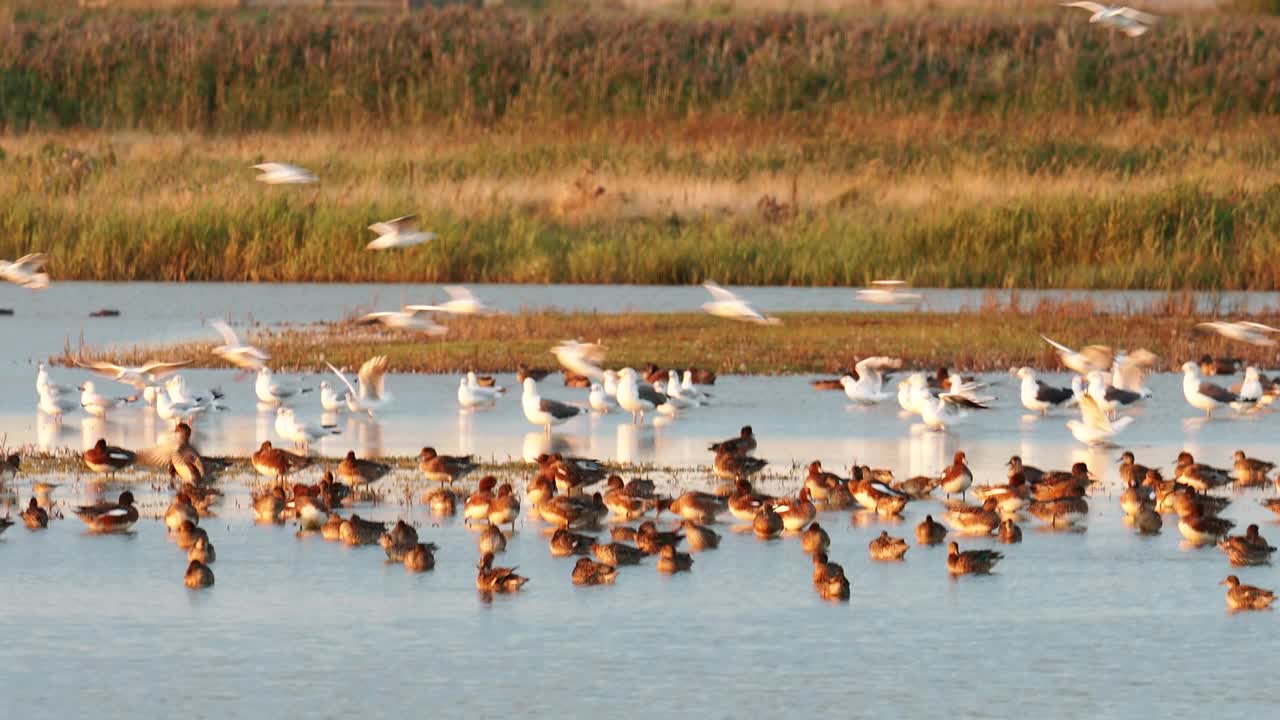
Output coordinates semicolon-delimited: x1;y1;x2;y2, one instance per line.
1040;335;1075;355
1199;382;1238;404
357;355;389;400
940;393;988;410
137;360;192;378
11;253;50;272
75;359;126;377
1079;395;1111;432
539;397;581;420
1239;322;1279;333
855;356;902;374
252;163;287;173
702;281;740;303
1062;1;1108;13
325;361;360;398
1116;7;1158;23
210;320;241;346
1080;345;1114;369
369;215;418;235
871;280;907;287
443;285;476;303
403;305;445;313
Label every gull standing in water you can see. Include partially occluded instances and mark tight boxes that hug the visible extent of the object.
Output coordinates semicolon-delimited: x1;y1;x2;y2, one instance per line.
1067;395;1133;446
78;381;136;418
1195;321;1279;347
0;252;51;290
326;355;393;417
521;377;581;436
319;381;348;413
211;320;270;372
407;286;500;316
458;373;504;409
588;383;616;413
255;367;308;406
252;163;316;185
274;407;339;450
365;215;436;250
1016;367;1074;415
1087;370;1143;418
1181;361;1239;418
77;359;192;390
616;368;669;424
701;282;781;325
1061;3;1158;37
839;356;902;405
37;363;74;398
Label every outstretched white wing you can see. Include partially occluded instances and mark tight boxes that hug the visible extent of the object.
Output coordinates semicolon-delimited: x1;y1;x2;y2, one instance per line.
357;355;390;401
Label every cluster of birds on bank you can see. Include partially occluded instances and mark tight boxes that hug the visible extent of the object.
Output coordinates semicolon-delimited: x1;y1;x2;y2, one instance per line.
3;413;1278;611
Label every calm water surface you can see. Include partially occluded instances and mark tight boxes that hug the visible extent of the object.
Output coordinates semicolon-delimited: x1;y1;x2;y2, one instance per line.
1;283;1278;718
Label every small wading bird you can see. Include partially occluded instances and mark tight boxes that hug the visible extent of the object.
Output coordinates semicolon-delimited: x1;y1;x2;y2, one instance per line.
0;252;51;290
365;214;436;250
252;162;316;185
700;281;781;325
1061;3;1158;38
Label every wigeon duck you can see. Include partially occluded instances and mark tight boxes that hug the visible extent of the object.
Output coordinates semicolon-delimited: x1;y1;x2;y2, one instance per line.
940;452;973;499
610;526;638;542
664;491;726;524
868;531;908;561
1166;485;1230;519
184;560;215;589
21;497;48;529
915;515;947;545
1133;504;1162;535
591;542;645;566
851;474;908;517
74;491;138;533
251;441;309;481
727;479;771;522
525;475;555;507
1119;476;1152;517
188;535;216;564
684;367;716;385
892;475;939;499
681;520;721;552
656;544;694;574
404;543;438;572
0;452;20;482
775;489;817;530
1027;497;1089;529
340;515;387;546
801;522;830;555
973;473;1029;515
753;505;783;539
804;461;844;501
289;486;330;531
811;551;850;601
1032;463;1092;501
713;451;767;481
143;422;208;485
550;528;596;557
478;524;507;554
997;519;1023;544
540;493;608;529
1261;498;1280;518
1221;575;1275;610
179;483;222;516
1232;450;1274;486
476;552;528;593
636;520;683;555
338;451;391;488
810;372;854;391
175;520;208;550
572;558;619;586
1177;505;1235;546
321;513;345;541
946;542;1003;575
1117;452;1149;487
1173;452;1231;492
423;487;458;516
516;363;552;383
945;498;1000;535
548;455;608;494
83;439;136;475
463;476;498;525
562;372;591;389
163;493;199;533
379;520;419;561
603;476;657;520
486;483;521;530
1218;525;1276;566
708;426;756;457
418;447;478;486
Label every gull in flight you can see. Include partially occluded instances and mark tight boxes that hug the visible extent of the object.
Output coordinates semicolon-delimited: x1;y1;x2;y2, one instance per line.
458;372;505;409
407;286;500;316
1110;349;1158;397
1016;367;1075;415
1181;361;1240;418
1067;394;1134;446
354;307;448;334
701;282;781;325
1061;3;1158;37
1195;321;1279;347
839;356;902;404
252;163;317;185
76;359;191;390
855;280;922;307
521;377;582;436
255;367;309;406
365;214;437;250
79;381;136;418
0;252;50;290
551;340;606;380
325;355;393;416
1041;335;1113;375
211;320;270;372
274;407;339;450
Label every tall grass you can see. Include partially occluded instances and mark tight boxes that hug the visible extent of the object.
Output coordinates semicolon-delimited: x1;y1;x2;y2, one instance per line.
3;10;1280;131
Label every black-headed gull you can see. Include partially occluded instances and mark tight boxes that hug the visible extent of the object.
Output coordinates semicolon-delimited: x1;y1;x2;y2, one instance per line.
354;307;448;334
458;373;504;409
700;281;780;325
365;214;436;250
36;363;74;398
255;367;308;406
1181;361;1239;418
1067;395;1133;446
252;162;316;185
1061;2;1158;37
1041;335;1113;375
319;381;348;412
840;356;901;404
211;320;270;371
521;377;581;436
1016;367;1074;415
78;381;136;418
0;252;50;290
76;358;191;389
274;407;339;449
588;382;615;413
406;286;499;316
1195;321;1278;347
326;355;393;416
